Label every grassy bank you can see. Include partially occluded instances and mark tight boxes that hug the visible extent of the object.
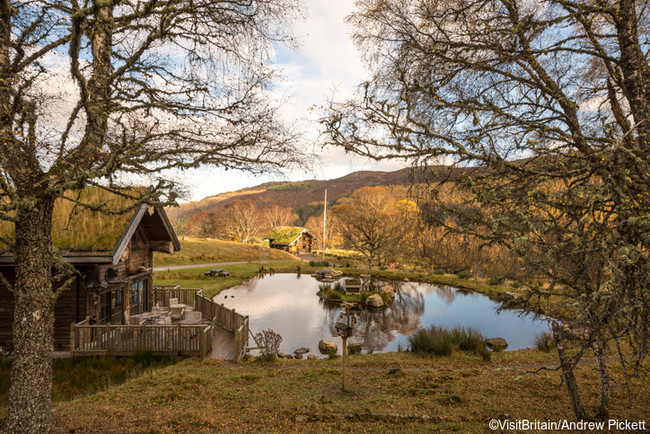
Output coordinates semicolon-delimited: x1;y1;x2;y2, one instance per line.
154;261;302;299
0;352;176;409
46;350;648;432
153;238;297;266
328;266;569;319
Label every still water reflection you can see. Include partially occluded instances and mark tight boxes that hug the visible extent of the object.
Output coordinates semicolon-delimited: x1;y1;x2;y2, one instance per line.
215;273;549;355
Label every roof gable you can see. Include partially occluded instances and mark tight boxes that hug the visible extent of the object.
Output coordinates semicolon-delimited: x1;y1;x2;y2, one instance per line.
0;186;180;263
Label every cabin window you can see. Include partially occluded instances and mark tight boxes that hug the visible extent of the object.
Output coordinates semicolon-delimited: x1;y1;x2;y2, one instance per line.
129;280;146;315
99;289;123;324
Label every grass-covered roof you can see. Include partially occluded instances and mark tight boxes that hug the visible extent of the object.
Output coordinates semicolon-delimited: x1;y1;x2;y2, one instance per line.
266;226;308;245
0;186;147;254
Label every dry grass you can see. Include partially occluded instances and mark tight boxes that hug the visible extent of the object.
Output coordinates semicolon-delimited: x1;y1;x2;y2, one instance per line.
46;350;649;433
0;186;146;252
153;239;297;266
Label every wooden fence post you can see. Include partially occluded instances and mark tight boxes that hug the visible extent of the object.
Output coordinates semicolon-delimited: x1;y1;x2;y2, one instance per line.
234;327;240;360
177;323;182;356
106;324;111;355
70;323;75;356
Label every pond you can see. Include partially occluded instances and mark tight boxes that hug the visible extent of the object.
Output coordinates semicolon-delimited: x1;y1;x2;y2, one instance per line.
214;273;550;355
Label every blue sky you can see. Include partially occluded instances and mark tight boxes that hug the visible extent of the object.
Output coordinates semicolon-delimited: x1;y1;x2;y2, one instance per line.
177;0;407;202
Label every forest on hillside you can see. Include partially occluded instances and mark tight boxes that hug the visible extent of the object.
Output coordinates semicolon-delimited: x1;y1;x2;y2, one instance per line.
174;183;527;281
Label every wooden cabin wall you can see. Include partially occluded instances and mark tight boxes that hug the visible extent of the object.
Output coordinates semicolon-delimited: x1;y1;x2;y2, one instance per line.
53;275;88;350
0;268;89;351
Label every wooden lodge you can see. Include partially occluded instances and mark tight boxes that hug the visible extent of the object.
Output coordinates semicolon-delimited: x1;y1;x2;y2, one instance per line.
266;226;315;254
0;187;182;351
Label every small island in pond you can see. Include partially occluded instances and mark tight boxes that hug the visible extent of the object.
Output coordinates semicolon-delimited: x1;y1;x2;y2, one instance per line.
315;273;396;308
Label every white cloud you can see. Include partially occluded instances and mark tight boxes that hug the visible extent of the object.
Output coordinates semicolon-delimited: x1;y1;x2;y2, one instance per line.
175;0;406;202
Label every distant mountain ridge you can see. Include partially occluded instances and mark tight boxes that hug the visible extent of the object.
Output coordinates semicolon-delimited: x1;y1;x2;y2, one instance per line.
166;168;416;231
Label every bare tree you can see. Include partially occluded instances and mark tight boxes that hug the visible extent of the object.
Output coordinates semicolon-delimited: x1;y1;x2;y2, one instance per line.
188;212;218;238
323;0;649;421
263;204;297;229
220;200;262;244
0;0;304;430
332;187;404;270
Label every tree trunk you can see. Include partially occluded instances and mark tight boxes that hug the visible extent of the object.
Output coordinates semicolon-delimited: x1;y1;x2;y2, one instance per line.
591;336;610;420
5;196;56;433
552;321;588;421
615;0;650;150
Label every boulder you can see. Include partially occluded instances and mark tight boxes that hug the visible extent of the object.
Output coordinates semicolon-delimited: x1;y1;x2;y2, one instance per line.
294;347;310;355
485;337;508;352
366;293;385;308
277;352;288;359
318;340;338;355
307;354;319;360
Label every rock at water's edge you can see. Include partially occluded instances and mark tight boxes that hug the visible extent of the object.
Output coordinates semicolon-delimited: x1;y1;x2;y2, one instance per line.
366;293;385;308
485;337;508;352
318;340;338;355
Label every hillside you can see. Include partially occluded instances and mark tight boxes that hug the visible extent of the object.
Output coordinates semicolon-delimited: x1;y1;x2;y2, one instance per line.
166;168;418;233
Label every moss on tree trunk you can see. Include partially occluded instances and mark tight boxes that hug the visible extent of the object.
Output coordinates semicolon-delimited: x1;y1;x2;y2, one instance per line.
5;197;56;433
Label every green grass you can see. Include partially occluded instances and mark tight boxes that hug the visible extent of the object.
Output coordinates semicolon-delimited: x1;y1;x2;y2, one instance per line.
534;330;556;352
154;261;301;298
408;325;488;358
267;181;314;191
0;351;176;408
154;238;297;266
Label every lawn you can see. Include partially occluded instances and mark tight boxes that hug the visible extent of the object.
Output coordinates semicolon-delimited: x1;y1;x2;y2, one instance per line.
46;350;649;432
154;261;303;299
153;238;297;266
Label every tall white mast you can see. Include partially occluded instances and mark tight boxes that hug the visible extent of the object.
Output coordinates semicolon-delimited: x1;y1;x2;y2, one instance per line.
322;189;327;262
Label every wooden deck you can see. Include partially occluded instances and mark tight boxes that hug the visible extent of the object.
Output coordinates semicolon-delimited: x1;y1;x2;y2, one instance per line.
69;287;248;360
210;326;237;360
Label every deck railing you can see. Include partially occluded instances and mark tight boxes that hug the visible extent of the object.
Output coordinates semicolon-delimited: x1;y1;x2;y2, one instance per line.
195;289;249;361
152;285;202;306
70;323;212;357
70;285;248;360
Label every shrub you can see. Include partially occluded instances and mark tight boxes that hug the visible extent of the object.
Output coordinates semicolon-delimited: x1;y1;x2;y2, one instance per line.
409;325;489;359
510;281;522;289
130;349;155;368
433;268;446;275
408;326;454;357
254;329;283;360
534;330;555;352
317;283;344;300
332;281;345;293
488;276;504;286
477;345;491;361
456;270;471;279
450;326;486;354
